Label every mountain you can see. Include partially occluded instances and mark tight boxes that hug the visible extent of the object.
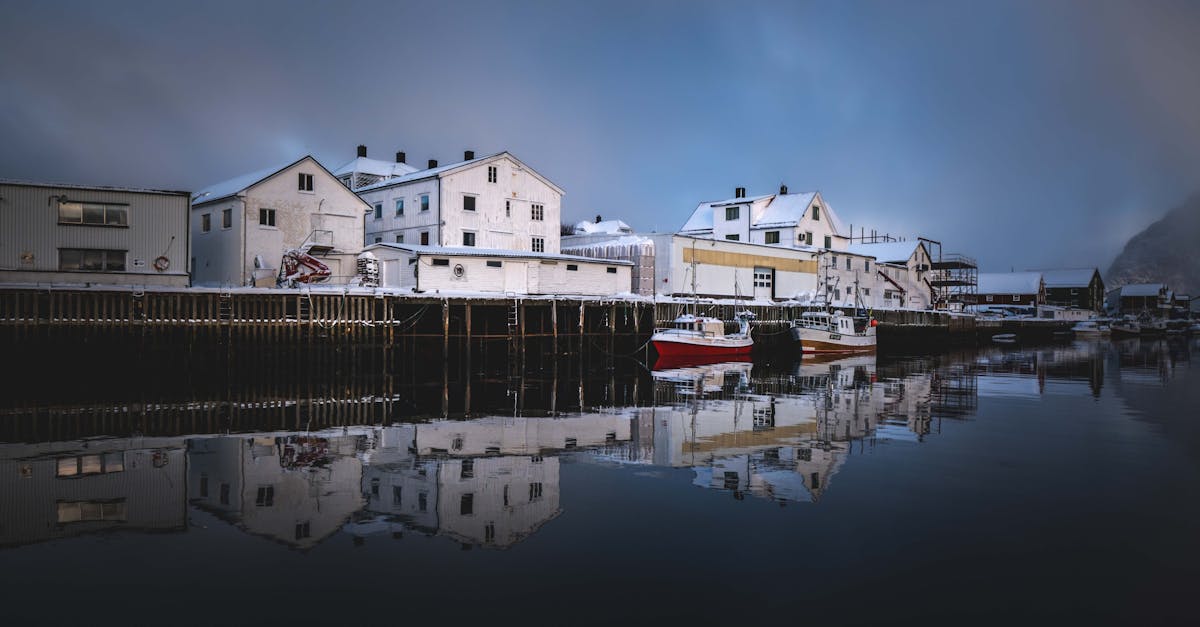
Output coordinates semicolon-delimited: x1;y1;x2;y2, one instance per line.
1106;193;1200;296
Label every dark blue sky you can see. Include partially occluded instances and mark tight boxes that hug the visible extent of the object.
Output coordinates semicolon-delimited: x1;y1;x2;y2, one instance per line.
2;0;1198;271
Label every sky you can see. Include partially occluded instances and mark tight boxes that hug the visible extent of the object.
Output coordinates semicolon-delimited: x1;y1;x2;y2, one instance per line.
2;0;1199;271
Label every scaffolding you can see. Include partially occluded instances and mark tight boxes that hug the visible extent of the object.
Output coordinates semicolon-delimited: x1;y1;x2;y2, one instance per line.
921;238;977;311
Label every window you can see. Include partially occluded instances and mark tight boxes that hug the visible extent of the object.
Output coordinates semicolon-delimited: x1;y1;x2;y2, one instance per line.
607;267;617;274
831;256;838;266
255;486;274;507
485;523;495;543
531;204;544;221
1012;295;1021;302
395;234;404;243
566;264;578;271
505;200;511;217
258;208;276;227
463;195;476;211
418;492;428;512
532;237;545;252
529;482;543;501
823;235;831;249
812;205;820;220
863;288;871;296
58;202;128;227
487;165;497;183
420;194;430;212
391;486;402;505
462;232;476;247
222;208;232;229
725;234;740;241
374;237;382;243
298;172;314;192
373;203;382;220
420;231;430;245
294;521;310;540
487;260;502;268
865;260;871;272
59;249;125;272
834;288;841;300
805;231;813;245
461;459;474;479
845;257;851;271
753;267;773;288
765;231;780;244
986;295;994;302
432;258;450;266
55;452;124;477
461;493;474;516
56;500;126;524
219;483;230;505
725;206;740;220
395;198;404;216
201;214;211;232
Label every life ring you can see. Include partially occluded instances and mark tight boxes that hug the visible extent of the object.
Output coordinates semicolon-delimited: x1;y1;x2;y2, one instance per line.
153;256;170;272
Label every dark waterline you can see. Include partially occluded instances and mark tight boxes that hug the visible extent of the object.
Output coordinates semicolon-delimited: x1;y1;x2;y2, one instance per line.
1;337;1198;625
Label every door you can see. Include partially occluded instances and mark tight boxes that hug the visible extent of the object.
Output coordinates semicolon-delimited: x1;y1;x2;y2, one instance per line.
753;267;774;300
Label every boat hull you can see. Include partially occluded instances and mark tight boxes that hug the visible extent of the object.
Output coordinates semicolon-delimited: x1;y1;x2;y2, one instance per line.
651;335;753;359
791;327;877;354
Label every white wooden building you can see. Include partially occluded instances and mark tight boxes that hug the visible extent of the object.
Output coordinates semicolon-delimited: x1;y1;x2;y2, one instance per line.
0;180;191;287
361;243;632;296
845;241;935;309
653;234;820;302
679;186;850;251
190;156;370;286
357;151;563;255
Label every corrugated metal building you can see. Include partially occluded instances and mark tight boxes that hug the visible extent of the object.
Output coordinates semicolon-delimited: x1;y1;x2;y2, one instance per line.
0;180;190;287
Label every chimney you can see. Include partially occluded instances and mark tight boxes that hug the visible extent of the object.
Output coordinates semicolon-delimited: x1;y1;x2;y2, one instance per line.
595;214;602;223
428;159;438;169
464;150;475;161
735;187;745;199
779;184;788;195
357;145;367;158
395;151;406;164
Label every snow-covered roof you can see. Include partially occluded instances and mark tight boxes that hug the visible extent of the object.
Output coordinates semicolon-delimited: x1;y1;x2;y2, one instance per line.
573;219;632;235
1037;268;1098;288
364;243;633;265
844;241;922;264
192;156;310;206
331;156;419;179
679;190;848;237
1119;283;1165;297
978;272;1043;295
679;194;773;231
0;178;189;196
355;151;564;195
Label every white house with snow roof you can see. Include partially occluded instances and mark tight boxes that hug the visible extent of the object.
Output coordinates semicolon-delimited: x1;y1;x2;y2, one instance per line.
845;240;935;310
679;186;849;250
191;155;369;286
356;151;562;255
330;145;419;191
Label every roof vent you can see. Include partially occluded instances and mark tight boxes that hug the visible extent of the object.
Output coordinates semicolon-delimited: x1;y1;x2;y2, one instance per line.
428;159;438;169
735;187;746;199
357;145;367;158
779;184;788;195
464;150;475;161
395;151;406;164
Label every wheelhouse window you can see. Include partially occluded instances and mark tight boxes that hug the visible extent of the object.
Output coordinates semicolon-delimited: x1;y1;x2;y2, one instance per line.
258;208;276;227
463;195;476;211
765;231;780;244
532;237;545;253
58;202;127;227
531;204;544;221
725;206;739;220
59;249;125;272
298;172;314;192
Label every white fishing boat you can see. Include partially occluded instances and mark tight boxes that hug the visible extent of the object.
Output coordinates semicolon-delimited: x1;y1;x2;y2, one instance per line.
1071;320;1110;337
1110;317;1140;337
790;310;878;353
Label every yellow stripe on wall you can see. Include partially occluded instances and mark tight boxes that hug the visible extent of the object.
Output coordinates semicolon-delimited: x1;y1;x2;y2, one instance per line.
683;247;818;273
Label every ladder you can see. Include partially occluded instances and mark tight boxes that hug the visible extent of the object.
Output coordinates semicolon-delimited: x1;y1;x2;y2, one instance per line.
506;295;521;383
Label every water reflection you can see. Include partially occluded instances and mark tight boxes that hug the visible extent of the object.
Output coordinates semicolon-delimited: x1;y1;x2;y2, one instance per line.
1;337;1195;552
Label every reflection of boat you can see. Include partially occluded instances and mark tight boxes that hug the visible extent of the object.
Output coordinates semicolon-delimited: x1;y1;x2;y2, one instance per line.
653;352;751;371
650;360;753;393
651;313;754;359
1140;318;1168;336
991;333;1017;344
790;311;877;353
1071;320;1110;337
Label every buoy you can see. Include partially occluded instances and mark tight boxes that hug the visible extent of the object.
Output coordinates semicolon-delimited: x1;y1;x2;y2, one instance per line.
869;319;878;327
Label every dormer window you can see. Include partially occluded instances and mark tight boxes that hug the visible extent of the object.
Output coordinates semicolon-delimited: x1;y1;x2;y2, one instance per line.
725;206;740;221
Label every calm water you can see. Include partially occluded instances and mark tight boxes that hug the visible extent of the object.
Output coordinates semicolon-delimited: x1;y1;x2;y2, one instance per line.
2;337;1198;624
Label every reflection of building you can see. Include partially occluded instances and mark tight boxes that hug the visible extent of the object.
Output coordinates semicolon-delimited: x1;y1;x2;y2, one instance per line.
356;413;633;548
0;438;186;548
187;434;365;549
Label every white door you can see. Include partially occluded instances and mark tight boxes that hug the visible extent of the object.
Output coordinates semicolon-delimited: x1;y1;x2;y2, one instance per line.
753;267;774;300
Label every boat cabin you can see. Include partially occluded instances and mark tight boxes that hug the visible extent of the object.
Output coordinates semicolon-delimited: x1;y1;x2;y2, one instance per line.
669;315;726;338
794;311;869;335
